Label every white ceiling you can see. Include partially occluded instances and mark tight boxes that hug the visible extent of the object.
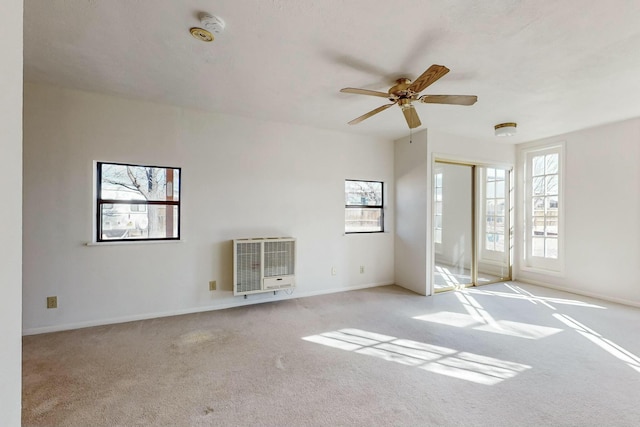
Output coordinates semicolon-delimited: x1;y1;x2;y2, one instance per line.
23;0;640;143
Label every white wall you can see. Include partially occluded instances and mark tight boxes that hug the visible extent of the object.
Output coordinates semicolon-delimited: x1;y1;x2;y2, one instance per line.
515;118;640;306
394;131;428;294
22;83;395;334
0;0;23;424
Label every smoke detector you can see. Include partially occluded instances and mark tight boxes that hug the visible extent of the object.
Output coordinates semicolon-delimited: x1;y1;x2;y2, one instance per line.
200;13;225;34
190;13;225;42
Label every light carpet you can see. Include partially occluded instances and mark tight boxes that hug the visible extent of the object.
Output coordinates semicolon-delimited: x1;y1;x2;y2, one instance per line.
22;282;640;426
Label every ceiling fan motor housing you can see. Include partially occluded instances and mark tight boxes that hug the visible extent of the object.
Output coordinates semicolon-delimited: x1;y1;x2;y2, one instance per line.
389;78;413;99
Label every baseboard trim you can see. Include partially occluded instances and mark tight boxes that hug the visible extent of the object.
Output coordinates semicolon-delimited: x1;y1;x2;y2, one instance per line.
22;281;395;336
516;278;640;308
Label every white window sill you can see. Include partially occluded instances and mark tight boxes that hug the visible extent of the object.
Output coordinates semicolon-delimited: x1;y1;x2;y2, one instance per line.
86;239;185;247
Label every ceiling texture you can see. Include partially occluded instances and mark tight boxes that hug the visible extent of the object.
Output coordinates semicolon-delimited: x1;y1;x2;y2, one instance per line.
23;0;640;143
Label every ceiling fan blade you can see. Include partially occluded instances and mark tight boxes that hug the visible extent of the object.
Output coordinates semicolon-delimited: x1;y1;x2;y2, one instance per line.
408;65;450;93
419;95;478;106
348;102;396;125
340;88;391;98
402;105;422;129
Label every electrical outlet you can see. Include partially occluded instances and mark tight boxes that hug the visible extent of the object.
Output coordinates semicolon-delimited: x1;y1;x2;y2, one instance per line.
360;265;365;274
46;296;57;309
209;280;217;291
331;267;337;276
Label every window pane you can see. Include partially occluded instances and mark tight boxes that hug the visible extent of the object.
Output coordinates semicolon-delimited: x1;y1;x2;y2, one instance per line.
496;200;505;216
100;164;179;202
345;207;383;232
546;175;558;195
100;204;178;240
485;234;495;251
434;229;442;244
487;168;496;181
435;173;442;187
532;156;545;176
486;199;495;216
345;181;382;206
486;182;495;198
547;196;559;210
532;237;545;257
545;218;558;236
545;154;558;174
130;204;147;212
496;169;506;180
532;177;545;195
496;180;505;198
545;238;558;259
435;201;442;215
486;216;495;232
532;217;545;236
495;234;505;253
435;187;442;202
434;215;442;229
532;197;545;216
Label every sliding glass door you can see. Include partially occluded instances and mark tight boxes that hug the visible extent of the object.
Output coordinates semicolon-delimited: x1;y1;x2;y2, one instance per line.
432;162;511;292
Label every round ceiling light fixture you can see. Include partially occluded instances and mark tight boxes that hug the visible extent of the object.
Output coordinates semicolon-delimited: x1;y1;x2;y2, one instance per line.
494;122;517;137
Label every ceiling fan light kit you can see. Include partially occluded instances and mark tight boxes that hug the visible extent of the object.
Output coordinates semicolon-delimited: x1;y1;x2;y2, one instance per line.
494;122;517;137
340;64;478;130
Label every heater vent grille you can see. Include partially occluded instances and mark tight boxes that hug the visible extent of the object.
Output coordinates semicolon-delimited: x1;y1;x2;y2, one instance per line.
233;238;296;296
236;242;261;294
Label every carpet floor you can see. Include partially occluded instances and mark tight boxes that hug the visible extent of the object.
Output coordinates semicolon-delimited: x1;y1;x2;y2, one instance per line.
22;282;640;426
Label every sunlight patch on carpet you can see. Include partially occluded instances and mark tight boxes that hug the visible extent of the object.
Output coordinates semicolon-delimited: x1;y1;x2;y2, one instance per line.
554;313;640;373
303;328;531;385
467;286;606;309
413;290;563;340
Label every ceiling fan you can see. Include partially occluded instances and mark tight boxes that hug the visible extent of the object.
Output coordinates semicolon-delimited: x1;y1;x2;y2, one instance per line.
340;64;477;129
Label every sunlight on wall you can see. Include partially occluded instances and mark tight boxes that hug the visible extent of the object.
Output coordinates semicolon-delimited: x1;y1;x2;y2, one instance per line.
414;291;563;340
302;328;531;385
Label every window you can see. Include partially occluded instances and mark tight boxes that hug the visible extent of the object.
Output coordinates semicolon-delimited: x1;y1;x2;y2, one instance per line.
345;180;383;233
434;172;443;244
97;162;181;242
523;144;563;271
484;168;506;253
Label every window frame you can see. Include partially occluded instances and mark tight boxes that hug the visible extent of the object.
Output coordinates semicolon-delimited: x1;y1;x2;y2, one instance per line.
344;179;384;234
522;143;564;273
96;161;182;243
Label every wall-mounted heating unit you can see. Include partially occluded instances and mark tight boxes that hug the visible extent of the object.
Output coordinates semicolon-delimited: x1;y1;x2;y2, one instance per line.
233;237;296;296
